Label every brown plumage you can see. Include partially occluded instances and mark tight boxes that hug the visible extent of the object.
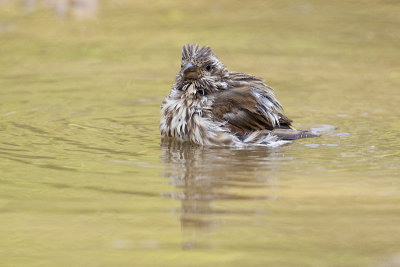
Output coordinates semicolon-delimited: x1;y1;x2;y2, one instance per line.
160;44;318;146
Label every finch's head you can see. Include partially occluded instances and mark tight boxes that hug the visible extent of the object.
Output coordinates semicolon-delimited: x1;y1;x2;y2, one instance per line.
175;44;229;95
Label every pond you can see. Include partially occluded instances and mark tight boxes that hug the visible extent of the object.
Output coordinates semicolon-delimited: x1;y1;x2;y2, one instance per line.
0;1;399;266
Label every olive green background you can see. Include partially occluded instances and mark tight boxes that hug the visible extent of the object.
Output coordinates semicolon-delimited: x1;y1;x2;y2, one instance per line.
0;1;399;266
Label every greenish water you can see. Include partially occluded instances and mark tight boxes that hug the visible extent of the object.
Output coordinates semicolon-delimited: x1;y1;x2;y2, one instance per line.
1;1;399;266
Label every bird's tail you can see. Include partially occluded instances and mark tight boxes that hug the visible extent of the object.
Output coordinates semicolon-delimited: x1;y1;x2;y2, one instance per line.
239;129;319;147
271;128;320;140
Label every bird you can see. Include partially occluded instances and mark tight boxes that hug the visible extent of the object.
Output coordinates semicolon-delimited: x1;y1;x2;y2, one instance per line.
160;44;318;146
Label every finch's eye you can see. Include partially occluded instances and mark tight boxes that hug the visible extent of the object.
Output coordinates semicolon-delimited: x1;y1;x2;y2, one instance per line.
205;64;212;71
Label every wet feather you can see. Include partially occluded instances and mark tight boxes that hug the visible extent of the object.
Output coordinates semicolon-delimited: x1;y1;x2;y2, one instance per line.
160;44;318;146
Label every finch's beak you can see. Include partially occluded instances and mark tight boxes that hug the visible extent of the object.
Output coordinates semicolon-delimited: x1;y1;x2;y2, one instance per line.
183;62;201;80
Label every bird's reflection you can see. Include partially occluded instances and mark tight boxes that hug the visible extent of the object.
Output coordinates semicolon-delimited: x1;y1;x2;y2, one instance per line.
160;138;284;248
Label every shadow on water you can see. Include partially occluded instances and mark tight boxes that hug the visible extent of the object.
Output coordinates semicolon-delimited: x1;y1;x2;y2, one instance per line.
160;139;286;249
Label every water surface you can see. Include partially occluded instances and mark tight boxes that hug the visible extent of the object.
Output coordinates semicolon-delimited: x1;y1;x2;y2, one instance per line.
0;1;399;266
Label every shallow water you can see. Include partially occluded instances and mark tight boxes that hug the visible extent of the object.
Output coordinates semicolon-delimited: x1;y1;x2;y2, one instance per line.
1;1;400;266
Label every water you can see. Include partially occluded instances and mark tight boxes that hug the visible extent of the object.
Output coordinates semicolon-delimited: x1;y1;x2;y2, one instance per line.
1;1;399;266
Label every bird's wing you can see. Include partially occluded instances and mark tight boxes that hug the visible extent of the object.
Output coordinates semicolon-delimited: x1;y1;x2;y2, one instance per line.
211;86;293;136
